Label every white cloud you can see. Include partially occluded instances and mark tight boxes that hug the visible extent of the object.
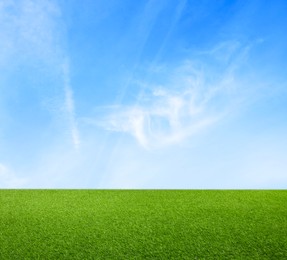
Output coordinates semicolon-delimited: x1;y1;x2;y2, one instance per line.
95;41;250;149
102;89;218;149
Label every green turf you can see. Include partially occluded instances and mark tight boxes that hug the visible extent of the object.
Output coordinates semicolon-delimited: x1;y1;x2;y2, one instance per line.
0;190;286;259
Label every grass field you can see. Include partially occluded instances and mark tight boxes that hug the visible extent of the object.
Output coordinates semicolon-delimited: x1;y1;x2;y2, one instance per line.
0;190;286;259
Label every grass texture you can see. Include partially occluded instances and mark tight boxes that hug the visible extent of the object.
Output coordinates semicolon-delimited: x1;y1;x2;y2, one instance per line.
0;190;286;259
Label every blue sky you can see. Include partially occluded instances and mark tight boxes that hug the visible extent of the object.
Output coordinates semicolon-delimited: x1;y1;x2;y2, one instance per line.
0;0;287;188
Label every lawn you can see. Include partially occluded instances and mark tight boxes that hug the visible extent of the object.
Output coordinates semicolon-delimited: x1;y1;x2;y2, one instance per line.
0;190;286;259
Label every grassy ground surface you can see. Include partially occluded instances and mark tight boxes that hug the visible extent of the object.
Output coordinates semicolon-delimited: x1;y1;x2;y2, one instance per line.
0;190;286;259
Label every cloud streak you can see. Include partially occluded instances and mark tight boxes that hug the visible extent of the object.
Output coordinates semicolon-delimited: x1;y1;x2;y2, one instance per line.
0;0;80;149
62;60;80;149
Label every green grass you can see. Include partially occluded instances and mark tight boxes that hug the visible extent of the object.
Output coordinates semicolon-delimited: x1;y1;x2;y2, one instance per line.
0;190;286;259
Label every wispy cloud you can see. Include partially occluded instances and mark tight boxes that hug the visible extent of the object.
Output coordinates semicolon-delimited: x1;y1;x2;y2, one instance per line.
95;41;251;149
0;0;61;66
0;0;80;149
62;60;80;149
101;89;218;149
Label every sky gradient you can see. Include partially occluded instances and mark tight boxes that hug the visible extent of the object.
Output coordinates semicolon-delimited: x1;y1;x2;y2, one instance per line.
0;0;287;188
